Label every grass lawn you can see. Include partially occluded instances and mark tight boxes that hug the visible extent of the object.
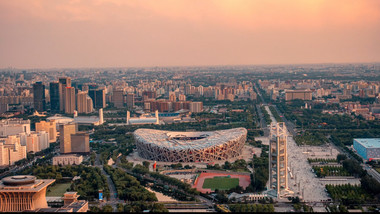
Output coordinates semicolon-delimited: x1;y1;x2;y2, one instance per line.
375;168;380;174
202;176;239;190
46;183;71;197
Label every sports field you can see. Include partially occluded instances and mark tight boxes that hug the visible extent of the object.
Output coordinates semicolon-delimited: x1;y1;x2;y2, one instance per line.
193;172;251;193
202;176;239;190
46;183;71;197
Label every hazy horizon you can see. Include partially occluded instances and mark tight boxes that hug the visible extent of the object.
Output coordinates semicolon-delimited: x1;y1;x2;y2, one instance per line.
1;0;380;69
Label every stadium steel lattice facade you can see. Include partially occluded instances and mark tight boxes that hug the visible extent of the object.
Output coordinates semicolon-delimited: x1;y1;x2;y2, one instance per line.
134;128;247;162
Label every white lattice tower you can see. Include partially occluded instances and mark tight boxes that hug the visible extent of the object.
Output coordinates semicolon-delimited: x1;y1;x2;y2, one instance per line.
269;122;288;198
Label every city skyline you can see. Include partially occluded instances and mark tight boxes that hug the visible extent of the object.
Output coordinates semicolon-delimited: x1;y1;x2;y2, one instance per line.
1;0;380;69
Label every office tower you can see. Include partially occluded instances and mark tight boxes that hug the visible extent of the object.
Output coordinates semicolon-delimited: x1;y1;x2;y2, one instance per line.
49;82;60;112
88;89;106;109
99;108;104;124
0;176;55;212
269;122;288;197
86;96;93;113
25;132;39;153
37;131;49;151
112;89;124;108
198;85;204;96
33;82;46;112
59;77;71;112
126;93;135;109
59;123;77;154
76;91;88;113
189;102;203;113
36;120;57;143
70;132;90;154
64;87;76;114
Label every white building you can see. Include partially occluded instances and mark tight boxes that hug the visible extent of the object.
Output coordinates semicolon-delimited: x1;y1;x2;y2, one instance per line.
53;154;83;166
19;131;50;153
0;119;30;137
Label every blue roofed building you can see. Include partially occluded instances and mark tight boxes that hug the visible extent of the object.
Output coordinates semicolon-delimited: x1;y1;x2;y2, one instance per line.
353;138;380;160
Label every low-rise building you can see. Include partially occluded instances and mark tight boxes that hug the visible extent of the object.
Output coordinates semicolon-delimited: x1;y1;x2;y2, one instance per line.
53;154;83;166
353;138;380;160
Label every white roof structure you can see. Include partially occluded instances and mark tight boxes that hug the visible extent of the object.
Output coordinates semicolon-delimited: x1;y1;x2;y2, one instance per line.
134;128;246;151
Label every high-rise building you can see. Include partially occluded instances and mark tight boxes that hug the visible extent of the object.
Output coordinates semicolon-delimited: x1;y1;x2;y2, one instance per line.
126;93;135;109
112;89;124;108
59;123;77;154
65;87;76;114
59;77;71;112
169;92;176;102
189;102;203;113
26;133;39;153
0;136;27;166
269;122;288;197
88;89;106;109
86;96;93;113
0;176;55;212
49;82;60;112
70;132;90;154
178;94;186;101
99;108;104;124
33;82;46;112
35;120;57;143
76;91;88;113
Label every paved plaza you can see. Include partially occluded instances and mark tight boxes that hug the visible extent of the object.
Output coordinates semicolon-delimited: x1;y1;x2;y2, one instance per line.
265;106;331;203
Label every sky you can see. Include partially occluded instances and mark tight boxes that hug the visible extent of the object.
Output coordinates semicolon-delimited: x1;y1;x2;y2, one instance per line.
0;0;379;69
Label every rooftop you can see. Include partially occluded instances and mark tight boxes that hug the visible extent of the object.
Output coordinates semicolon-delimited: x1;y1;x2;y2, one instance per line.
354;138;380;148
134;128;247;150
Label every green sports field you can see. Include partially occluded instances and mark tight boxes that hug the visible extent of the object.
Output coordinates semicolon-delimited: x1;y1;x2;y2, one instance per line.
46;183;71;197
202;177;239;190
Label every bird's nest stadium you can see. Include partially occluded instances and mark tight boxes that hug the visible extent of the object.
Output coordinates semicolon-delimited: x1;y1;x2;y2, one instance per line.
133;128;247;162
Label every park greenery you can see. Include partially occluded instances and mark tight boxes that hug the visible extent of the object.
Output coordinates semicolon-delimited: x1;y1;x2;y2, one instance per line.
206;159;250;172
250;145;269;192
120;163;199;201
294;130;327;146
312;166;350;177
103;165;157;202
325;184;373;205
307;158;337;163
260;106;272;125
269;106;283;122
18;165;110;201
228;203;275;212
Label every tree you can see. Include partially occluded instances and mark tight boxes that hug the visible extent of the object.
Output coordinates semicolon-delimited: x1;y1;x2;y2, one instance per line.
101;205;114;212
143;161;150;169
337;154;347;163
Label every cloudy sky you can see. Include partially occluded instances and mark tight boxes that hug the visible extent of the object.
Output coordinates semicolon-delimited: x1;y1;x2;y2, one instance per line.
0;0;379;69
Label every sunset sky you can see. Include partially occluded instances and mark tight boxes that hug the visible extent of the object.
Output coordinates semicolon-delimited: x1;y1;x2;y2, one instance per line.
0;0;379;69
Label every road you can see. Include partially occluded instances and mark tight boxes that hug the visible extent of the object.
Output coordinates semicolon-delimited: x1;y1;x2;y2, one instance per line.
270;104;297;137
95;154;123;211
